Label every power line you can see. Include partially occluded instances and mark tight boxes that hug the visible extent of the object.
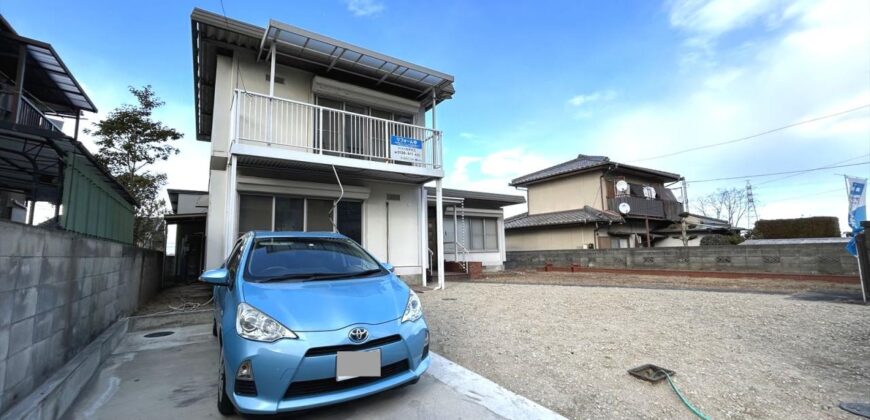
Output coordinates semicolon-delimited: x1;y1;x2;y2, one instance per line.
687;161;870;184
630;104;870;163
754;153;870;187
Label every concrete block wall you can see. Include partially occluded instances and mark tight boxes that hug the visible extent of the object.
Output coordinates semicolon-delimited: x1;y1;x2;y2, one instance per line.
0;220;162;414
505;243;859;276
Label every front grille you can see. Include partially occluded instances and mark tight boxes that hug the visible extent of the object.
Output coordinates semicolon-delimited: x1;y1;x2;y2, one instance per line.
234;379;257;396
305;334;402;357
284;359;410;398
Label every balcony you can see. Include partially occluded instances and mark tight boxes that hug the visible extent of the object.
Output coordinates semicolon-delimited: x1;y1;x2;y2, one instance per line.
1;93;63;132
230;90;442;173
608;196;684;221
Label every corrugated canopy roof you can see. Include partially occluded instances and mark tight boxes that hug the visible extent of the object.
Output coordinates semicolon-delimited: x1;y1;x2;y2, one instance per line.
0;17;97;115
425;186;525;208
0;121;135;205
190;8;455;141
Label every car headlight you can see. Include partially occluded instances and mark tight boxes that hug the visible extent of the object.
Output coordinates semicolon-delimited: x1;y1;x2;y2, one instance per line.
236;303;297;342
401;289;423;323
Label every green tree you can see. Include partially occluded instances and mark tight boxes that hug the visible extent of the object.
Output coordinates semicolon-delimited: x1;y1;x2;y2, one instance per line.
87;86;182;248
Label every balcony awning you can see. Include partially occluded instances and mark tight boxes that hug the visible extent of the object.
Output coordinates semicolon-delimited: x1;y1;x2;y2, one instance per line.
0;18;97;115
259;19;454;105
0;121;135;205
190;8;455;141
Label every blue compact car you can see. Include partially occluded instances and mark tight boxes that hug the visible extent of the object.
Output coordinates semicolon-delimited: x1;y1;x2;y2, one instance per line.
199;231;429;415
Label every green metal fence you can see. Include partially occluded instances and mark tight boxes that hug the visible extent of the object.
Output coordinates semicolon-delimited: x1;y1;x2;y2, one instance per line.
61;153;135;244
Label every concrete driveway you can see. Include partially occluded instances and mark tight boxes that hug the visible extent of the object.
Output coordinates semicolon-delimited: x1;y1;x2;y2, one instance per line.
64;322;562;420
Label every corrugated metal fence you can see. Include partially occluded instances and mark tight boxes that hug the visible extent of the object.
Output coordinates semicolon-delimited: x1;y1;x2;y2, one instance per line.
61;153;134;244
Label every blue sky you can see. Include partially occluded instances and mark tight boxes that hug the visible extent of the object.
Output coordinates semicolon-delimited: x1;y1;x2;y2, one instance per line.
3;0;869;229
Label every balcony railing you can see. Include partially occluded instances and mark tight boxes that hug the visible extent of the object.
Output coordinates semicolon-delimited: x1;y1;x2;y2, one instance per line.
608;196;684;221
0;93;62;132
232;90;442;169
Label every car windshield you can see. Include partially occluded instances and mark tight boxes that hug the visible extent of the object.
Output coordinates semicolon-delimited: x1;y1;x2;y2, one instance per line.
245;237;384;282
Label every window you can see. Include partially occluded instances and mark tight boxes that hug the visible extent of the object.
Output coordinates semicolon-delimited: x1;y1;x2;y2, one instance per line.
306;199;334;231
238;195;362;242
337;201;363;244
274;197;304;231
239;195;272;233
442;216;499;252
315;96;414;157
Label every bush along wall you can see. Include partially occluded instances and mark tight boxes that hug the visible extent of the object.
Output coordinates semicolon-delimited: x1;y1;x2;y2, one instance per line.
754;217;840;239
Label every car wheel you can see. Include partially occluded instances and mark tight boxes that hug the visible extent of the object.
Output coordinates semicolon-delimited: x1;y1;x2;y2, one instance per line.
217;348;235;415
212;319;218;337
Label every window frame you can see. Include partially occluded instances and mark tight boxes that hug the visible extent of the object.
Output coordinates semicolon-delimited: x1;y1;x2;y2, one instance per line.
444;215;500;253
237;194;365;245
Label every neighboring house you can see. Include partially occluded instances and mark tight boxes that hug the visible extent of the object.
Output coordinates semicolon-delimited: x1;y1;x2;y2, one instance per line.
506;154;685;250
164;189;209;282
652;213;740;247
425;187;525;272
0;15;137;242
190;9;455;285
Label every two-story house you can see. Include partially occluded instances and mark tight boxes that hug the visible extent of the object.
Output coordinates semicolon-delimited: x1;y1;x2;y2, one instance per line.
190;9;455;286
505;154;685;250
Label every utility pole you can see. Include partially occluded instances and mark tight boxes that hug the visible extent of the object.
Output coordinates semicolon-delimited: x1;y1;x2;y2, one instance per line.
746;180;760;228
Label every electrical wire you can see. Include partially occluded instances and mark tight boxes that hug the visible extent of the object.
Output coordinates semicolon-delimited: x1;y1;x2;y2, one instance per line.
329;165;344;231
753;153;870;187
630;104;870;163
686;161;869;184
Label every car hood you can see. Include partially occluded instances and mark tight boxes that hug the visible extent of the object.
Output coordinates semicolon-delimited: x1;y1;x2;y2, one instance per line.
241;274;409;332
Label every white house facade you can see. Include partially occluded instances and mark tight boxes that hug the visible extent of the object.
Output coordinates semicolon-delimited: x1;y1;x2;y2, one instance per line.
191;9;455;286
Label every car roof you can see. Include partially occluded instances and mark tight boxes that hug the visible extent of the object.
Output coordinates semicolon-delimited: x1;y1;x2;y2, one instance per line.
249;231;348;239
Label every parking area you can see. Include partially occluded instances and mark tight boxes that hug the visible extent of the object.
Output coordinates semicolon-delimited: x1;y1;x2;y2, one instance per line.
420;278;869;419
64;319;562;419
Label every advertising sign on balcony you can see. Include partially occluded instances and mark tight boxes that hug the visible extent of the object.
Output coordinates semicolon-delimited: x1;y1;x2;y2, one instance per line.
390;135;423;164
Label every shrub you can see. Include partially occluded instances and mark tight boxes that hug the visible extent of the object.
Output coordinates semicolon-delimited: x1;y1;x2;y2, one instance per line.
700;234;745;246
754;217;839;239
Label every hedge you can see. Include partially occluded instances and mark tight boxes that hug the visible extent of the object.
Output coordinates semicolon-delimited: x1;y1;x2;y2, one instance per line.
753;217;839;239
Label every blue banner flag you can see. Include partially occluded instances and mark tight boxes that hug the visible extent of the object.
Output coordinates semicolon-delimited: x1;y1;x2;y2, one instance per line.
845;176;867;256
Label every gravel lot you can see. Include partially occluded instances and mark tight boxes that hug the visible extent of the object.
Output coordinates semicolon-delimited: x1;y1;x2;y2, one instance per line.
420;280;870;419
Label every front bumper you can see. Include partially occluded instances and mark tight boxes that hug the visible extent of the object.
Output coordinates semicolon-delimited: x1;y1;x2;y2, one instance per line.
222;318;429;414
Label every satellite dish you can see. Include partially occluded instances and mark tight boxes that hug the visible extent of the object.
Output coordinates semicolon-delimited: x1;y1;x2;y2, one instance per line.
618;202;631;214
616;180;629;193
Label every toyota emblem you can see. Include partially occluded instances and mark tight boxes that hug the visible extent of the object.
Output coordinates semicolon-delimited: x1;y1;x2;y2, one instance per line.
348;327;368;343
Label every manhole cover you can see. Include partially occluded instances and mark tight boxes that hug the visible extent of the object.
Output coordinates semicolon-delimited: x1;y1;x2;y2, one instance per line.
144;331;175;338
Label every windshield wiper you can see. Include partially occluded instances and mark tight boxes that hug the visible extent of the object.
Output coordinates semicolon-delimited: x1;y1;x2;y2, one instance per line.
260;268;383;283
304;268;383;281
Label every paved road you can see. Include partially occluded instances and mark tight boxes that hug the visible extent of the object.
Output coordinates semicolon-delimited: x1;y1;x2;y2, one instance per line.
65;323;562;420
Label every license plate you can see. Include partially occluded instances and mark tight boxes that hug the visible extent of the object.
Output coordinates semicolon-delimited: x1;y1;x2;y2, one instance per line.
336;349;381;381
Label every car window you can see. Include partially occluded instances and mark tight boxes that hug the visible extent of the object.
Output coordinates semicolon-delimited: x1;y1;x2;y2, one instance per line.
225;238;246;284
245;237;383;281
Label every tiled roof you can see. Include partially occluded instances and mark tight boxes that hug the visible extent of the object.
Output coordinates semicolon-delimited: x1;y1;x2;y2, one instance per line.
509;154;681;186
504;206;623;230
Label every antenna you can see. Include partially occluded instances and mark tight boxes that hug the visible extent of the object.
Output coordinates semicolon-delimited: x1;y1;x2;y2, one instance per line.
746;180;759;228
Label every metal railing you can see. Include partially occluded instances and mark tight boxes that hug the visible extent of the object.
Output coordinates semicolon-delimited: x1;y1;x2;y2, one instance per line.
232;90;442;169
2;94;62;132
608;196;684;221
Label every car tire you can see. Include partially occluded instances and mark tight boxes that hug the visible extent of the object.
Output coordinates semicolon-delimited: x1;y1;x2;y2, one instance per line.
217;348;235;415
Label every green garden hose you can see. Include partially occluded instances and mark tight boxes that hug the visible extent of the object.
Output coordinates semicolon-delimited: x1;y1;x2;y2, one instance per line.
662;370;711;420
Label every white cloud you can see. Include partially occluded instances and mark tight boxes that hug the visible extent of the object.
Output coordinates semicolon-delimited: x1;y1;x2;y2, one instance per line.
458;132;477;140
588;0;870;231
669;0;783;38
567;90;616;107
344;0;385;17
442;148;556;217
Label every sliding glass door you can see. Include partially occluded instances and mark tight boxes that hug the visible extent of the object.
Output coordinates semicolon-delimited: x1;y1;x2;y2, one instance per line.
238;194;363;244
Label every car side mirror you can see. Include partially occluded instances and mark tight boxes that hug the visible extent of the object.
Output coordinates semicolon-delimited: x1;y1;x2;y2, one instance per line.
381;262;395;273
200;268;230;286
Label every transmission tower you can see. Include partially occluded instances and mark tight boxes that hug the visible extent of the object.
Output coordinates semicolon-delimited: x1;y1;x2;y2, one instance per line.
745;180;760;228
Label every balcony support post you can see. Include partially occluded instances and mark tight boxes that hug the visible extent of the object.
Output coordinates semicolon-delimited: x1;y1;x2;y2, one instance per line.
225;155;238;256
11;44;27;124
436;179;445;290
